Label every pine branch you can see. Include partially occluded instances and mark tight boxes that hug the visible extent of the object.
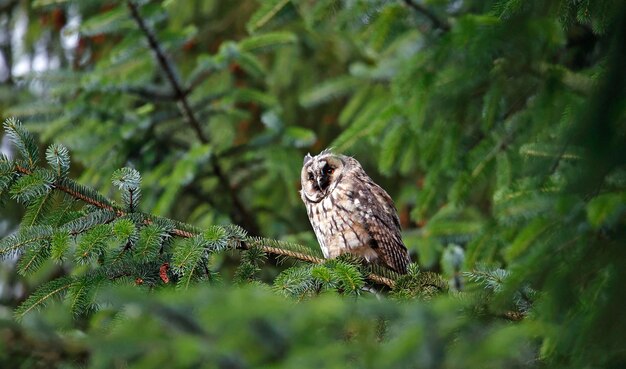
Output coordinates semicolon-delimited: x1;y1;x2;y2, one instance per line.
3;118;397;287
3;117;39;169
245;236;324;264
22;190;53;226
14;276;77;320
273;265;318;298
251;243;323;264
10;168;55;203
134;224;167;263
0;225;54;260
17;243;50;276
45;144;70;178
367;273;396;287
16;165;118;213
11;158;397;287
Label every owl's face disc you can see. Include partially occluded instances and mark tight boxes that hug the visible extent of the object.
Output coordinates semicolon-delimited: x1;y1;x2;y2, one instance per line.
300;152;345;203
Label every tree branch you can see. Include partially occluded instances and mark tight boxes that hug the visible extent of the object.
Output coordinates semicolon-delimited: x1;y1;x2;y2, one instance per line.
126;0;203;141
13;165;395;288
126;0;259;235
403;0;451;32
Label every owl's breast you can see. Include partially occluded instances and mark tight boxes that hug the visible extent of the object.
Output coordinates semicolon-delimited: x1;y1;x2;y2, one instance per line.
306;192;375;260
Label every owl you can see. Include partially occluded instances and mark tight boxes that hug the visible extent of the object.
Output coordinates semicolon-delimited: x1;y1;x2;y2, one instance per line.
300;149;410;274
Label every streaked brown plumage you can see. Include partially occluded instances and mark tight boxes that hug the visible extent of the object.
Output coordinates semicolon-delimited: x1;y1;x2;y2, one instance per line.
300;149;410;274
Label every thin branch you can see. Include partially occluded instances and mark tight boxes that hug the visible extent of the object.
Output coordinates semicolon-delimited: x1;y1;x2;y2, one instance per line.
126;0;259;235
368;273;396;287
255;244;324;265
126;0;204;141
403;0;451;32
13;165;395;288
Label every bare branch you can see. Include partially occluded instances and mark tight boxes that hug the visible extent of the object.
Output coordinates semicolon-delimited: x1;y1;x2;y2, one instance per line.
125;0;259;235
126;0;205;142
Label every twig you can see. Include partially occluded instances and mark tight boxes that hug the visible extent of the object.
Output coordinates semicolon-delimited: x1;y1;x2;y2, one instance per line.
368;273;396;288
254;244;324;265
126;0;259;235
403;0;451;32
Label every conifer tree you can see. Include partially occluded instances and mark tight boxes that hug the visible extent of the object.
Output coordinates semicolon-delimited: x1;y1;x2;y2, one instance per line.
1;1;625;368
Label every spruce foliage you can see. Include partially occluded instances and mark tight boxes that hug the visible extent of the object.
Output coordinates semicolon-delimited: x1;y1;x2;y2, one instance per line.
1;0;625;368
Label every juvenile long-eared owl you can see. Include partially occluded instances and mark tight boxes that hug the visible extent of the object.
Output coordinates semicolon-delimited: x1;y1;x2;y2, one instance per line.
300;149;410;274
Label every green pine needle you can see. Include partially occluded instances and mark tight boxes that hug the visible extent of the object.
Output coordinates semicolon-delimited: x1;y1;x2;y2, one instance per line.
0;155;17;198
112;167;142;212
3;117;39;169
10;168;55;204
75;224;113;265
22;190;54;226
14;276;76;321
329;261;365;295
62;209;117;235
171;236;205;277
133;224;166;263
68;274;106;317
45;143;71;177
464;265;509;292
202;225;229;251
0;225;54;260
50;230;71;263
273;265;317;298
17;243;51;276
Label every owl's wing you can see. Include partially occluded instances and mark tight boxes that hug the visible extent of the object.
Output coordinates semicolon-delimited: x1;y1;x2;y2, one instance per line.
356;180;410;274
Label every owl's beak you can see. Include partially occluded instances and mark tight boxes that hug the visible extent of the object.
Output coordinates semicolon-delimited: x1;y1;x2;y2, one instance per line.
316;177;323;191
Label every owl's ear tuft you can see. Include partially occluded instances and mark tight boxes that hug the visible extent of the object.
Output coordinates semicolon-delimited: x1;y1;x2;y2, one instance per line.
320;147;333;156
304;153;313;165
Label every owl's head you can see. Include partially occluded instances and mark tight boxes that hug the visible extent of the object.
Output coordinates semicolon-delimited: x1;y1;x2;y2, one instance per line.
300;149;348;202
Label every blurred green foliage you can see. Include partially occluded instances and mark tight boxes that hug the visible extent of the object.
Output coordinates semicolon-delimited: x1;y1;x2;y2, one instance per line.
1;0;625;368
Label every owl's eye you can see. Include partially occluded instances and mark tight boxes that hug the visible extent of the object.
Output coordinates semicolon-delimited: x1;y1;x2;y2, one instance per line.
308;173;314;181
324;166;334;175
